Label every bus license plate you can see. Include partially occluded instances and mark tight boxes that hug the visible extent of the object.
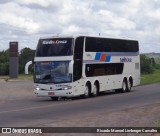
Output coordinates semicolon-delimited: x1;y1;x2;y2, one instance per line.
48;92;54;96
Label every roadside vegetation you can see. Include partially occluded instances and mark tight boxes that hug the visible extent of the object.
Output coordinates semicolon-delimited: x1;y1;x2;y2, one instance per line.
0;49;160;85
0;48;35;76
0;74;33;81
140;54;160;85
141;69;160;85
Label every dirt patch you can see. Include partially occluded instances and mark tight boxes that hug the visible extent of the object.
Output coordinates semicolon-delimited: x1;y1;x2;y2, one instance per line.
27;103;159;136
0;80;34;102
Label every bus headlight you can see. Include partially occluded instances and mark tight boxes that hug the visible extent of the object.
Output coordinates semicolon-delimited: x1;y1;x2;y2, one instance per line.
35;87;40;90
62;86;72;90
57;86;72;90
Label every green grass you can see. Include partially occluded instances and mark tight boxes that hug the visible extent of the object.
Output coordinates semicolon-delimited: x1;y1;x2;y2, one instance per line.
0;74;33;81
18;74;33;80
141;69;160;85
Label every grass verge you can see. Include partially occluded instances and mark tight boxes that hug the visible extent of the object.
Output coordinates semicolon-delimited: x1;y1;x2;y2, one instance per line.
141;69;160;85
0;74;33;81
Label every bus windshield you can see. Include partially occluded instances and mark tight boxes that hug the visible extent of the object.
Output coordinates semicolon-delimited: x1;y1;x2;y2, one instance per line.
34;61;72;84
36;38;73;57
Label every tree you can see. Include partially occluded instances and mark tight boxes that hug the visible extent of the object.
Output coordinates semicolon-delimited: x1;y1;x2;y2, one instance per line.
19;48;35;74
0;49;9;75
0;48;35;75
140;54;154;74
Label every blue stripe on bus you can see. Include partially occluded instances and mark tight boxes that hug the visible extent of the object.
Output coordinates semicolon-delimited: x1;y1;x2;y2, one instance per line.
105;56;111;62
83;52;139;64
95;53;101;60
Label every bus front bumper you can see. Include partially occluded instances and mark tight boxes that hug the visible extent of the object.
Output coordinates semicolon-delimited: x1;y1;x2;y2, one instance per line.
34;88;77;98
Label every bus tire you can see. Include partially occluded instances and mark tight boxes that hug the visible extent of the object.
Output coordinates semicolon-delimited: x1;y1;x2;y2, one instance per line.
121;79;127;93
84;83;91;98
126;79;132;92
92;82;99;97
51;97;59;101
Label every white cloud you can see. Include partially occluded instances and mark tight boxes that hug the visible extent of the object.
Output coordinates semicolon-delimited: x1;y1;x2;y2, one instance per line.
0;0;160;52
0;2;40;34
97;10;136;30
67;25;82;33
0;13;39;33
147;9;160;22
15;0;53;7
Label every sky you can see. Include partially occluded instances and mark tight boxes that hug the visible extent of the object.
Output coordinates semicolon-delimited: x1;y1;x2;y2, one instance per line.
0;0;160;53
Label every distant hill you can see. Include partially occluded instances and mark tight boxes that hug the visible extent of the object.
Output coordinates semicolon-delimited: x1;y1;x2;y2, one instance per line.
142;53;160;64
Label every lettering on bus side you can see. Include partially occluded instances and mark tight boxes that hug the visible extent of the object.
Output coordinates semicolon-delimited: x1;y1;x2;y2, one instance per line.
120;57;132;62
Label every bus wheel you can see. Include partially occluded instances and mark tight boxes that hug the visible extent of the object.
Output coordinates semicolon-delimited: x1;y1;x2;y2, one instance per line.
115;79;127;93
92;83;99;97
51;97;59;101
84;83;91;98
126;79;132;92
121;79;127;93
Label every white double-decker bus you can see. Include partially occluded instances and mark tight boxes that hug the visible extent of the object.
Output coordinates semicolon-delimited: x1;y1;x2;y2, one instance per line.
34;35;140;100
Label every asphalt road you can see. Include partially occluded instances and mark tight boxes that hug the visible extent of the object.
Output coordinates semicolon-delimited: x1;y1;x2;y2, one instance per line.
0;81;160;127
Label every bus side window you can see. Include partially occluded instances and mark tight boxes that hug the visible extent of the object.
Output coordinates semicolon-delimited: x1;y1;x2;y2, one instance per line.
73;61;82;81
73;37;84;81
105;67;112;75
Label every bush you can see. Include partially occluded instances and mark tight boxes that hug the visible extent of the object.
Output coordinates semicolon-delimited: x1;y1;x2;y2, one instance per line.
140;55;154;74
155;64;160;69
0;62;9;75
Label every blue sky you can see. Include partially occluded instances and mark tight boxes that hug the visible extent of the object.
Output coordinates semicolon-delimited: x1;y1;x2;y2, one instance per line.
0;0;160;53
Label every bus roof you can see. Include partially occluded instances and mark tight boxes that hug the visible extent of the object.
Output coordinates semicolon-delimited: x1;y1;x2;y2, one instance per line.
39;34;138;42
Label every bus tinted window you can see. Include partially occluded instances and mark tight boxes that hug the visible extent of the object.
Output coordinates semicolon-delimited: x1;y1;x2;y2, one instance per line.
73;37;84;81
85;38;104;52
74;37;84;60
85;37;139;52
36;38;73;57
85;63;124;77
74;37;84;54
